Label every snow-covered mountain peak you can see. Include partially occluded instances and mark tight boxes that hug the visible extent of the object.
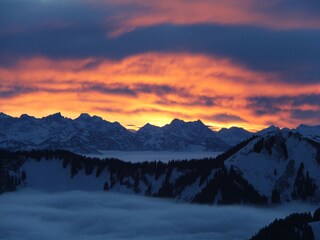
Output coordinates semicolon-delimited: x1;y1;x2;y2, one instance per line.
0;112;12;119
294;124;320;143
169;119;206;127
138;123;160;132
170;118;186;126
20;114;36;120
74;114;107;127
134;118;229;151
218;126;248;133
91;115;104;122
44;112;65;122
217;126;253;146
76;113;92;120
144;123;156;128
256;125;280;135
189;119;207;128
167;119;213;134
194;119;205;125
112;121;125;128
296;124;320;136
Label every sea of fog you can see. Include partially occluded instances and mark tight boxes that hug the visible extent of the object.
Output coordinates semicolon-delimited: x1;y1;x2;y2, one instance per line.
0;189;318;240
85;151;222;163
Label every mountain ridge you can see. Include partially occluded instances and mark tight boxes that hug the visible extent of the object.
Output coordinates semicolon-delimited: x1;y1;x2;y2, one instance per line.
0;113;247;153
0;112;319;154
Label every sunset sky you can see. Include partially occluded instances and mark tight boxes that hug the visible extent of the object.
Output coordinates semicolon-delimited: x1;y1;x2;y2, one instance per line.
1;0;320;131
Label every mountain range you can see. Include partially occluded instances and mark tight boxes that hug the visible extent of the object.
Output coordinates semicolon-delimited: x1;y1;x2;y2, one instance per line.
0;112;250;153
1;112;319;154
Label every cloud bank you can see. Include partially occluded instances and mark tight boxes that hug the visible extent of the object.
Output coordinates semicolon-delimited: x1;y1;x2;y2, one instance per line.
0;189;318;240
1;0;319;130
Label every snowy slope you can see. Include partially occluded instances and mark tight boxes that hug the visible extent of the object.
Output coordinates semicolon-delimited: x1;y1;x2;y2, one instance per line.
256;125;280;135
295;124;320;143
225;130;320;203
21;159;106;191
1;148;266;205
310;222;320;239
2;128;320;205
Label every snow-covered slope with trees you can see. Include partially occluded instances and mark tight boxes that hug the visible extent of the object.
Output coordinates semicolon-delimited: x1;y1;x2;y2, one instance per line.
1;129;320;205
250;208;320;240
295;124;320;143
225;130;320;203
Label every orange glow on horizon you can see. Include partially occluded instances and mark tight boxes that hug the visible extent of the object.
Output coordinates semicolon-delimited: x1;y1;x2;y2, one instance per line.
1;53;319;131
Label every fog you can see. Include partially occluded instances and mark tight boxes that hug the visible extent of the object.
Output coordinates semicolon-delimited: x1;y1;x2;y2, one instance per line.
85;151;221;163
0;189;317;240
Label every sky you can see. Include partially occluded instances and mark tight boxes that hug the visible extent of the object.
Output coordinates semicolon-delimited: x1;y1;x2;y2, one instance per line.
0;0;320;131
0;189;318;240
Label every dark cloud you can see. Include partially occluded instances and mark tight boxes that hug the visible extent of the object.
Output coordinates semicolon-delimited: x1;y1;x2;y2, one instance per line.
95;107;123;113
0;0;110;33
291;109;320;120
82;82;223;107
248;94;320;116
96;106;191;119
197;96;218;107
207;113;247;123
0;85;38;98
249;94;320;107
247;97;283;116
135;83;182;96
267;0;320;17
82;82;190;98
0;82;192;99
291;94;320;106
1;8;320;84
156;96;219;107
76;59;104;71
155;92;233;107
130;107;172;114
81;83;138;96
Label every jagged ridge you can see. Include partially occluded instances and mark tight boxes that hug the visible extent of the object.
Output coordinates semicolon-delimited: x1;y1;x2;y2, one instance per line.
0;113;252;153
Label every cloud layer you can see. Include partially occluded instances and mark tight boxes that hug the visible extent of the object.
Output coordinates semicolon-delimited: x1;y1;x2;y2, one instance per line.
0;189;318;240
0;0;319;129
2;23;320;84
0;54;319;130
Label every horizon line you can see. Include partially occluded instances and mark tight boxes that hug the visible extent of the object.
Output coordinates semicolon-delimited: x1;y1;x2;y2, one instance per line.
1;111;317;133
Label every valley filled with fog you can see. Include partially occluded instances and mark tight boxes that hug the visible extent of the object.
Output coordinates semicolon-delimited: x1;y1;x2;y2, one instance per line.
1;124;320;239
85;151;222;163
0;189;318;240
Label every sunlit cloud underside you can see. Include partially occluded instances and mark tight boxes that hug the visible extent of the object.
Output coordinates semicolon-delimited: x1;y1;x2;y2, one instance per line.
1;0;320;130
